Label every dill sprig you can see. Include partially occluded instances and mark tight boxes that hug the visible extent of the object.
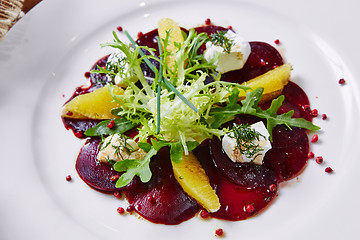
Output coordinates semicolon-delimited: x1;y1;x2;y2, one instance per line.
210;30;234;54
231;123;265;158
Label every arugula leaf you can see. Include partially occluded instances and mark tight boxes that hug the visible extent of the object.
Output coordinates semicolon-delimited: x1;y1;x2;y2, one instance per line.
210;87;242;129
151;139;199;163
113;147;157;188
138;142;152;152
84;118;137;137
112;139;199;187
209;87;320;140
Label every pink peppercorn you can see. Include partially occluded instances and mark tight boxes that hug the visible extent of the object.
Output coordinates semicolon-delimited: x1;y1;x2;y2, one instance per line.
107;120;115;129
315;156;323;164
147;196;156;205
114;191;122;199
322;114;327;120
338;78;346;84
311;109;318;117
117;207;125;214
269;184;277;192
311;134;319;143
200;210;209;219
325;167;333;173
74;131;84;138
303;105;311;112
117;26;123;32
84;71;91;78
126;205;135;212
66;175;72;181
215;228;224;237
274;39;280;44
205;18;211;25
135;204;142;211
245;204;255;213
110;175;119;182
307;152;315;159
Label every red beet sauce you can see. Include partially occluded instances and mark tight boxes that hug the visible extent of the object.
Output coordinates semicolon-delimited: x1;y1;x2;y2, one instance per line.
62;25;314;225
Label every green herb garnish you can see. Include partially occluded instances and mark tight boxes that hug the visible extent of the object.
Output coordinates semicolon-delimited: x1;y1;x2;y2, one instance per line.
209;87;320;141
210;30;234;54
230;123;265;158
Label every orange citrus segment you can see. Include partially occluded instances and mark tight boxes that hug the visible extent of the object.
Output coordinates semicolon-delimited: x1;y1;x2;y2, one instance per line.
158;18;184;70
172;152;220;213
239;63;292;102
61;85;123;119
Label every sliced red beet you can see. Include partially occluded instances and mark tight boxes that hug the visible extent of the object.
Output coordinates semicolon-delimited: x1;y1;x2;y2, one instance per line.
279;81;313;121
211;136;277;188
62;117;101;139
195;143;277;221
264;133;309;182
76;138;123;192
211;80;312;185
212;182;276;221
125;148;200;225
194;25;228;54
136;29;160;56
270;125;306;149
222;41;284;83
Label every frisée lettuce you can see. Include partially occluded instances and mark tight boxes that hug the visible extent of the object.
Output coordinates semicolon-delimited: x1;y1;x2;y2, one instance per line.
85;27;319;188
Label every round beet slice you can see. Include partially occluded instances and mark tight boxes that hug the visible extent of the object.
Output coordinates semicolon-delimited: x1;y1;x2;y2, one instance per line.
264;133;309;182
211;181;277;221
62;118;101;139
279;81;313;121
125;148;200;225
76;138;123;192
222;41;284;84
211;136;277;188
194;25;228;55
194;143;277;221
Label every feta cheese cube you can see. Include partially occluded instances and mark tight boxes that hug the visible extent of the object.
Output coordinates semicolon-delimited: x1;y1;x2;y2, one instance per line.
222;122;272;165
204;30;251;74
97;134;147;164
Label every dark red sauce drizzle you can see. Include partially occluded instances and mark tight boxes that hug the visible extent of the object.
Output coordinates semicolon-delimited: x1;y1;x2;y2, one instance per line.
63;25;314;225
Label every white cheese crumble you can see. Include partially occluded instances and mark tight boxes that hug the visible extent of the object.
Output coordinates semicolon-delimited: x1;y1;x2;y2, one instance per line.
106;50;131;88
97;134;147;163
222;121;272;165
204;30;251;74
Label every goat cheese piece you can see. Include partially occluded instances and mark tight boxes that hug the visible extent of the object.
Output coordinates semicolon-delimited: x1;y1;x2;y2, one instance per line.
97;134;147;164
106;50;131;88
204;30;251;74
222;122;272;165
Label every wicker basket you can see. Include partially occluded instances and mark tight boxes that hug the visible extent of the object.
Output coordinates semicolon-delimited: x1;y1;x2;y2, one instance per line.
0;0;24;40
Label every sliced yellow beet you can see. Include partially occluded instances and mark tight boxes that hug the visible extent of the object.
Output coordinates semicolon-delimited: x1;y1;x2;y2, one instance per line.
172;152;220;213
239;63;292;102
61;85;123;119
158;18;184;70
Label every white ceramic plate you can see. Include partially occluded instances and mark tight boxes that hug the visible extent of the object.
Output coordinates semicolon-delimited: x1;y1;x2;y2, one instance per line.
1;0;360;239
